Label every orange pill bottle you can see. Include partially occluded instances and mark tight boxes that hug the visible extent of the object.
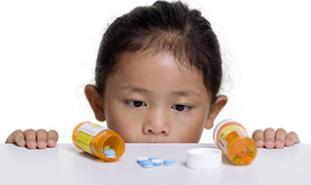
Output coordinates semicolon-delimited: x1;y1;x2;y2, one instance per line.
213;119;257;165
72;121;125;162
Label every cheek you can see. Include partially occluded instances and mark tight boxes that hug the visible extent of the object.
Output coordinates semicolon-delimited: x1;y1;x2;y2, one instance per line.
170;110;208;142
105;101;144;140
177;107;208;128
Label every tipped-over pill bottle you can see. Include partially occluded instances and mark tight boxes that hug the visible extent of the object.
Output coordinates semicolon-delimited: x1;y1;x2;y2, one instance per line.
72;121;125;162
213;119;257;165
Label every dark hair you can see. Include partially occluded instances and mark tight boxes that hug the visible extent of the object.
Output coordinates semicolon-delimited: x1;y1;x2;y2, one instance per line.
95;1;222;102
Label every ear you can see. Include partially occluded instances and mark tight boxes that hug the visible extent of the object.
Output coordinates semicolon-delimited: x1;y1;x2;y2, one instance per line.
84;84;105;121
205;95;228;129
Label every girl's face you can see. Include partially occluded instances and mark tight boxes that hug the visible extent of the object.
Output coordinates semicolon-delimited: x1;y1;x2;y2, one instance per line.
85;50;227;143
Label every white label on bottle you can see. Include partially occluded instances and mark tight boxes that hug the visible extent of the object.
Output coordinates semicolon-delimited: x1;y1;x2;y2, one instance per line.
78;122;106;136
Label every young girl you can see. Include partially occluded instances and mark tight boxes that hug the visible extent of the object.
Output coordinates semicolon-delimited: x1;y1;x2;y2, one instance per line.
5;1;299;150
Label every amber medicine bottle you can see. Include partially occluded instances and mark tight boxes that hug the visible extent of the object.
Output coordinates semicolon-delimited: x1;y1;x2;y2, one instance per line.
72;121;125;162
213;119;257;165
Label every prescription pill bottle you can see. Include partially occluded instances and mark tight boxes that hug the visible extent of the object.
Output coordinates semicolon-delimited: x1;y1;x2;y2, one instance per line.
213;119;257;165
72;121;125;162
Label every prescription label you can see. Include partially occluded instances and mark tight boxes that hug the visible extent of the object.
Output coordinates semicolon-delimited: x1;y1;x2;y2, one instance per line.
76;122;106;154
218;124;248;153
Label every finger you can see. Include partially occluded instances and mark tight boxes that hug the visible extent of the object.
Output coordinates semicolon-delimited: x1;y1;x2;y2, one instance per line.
5;130;17;144
275;128;287;149
252;129;264;148
47;129;58;147
285;131;300;147
5;130;26;147
36;129;48;149
264;128;275;149
24;129;37;149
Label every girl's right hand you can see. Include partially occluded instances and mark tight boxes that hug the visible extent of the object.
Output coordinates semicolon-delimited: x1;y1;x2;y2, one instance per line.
5;129;58;149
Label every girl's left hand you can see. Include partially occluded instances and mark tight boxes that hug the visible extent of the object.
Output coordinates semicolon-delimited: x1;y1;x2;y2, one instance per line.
252;128;299;149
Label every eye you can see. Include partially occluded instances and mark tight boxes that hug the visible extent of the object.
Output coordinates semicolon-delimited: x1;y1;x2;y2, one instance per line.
172;104;192;112
127;100;147;108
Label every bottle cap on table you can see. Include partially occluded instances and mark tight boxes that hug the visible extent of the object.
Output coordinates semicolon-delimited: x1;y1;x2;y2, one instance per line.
186;148;222;170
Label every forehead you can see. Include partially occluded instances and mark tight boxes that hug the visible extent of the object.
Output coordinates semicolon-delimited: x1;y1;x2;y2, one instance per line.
107;50;209;98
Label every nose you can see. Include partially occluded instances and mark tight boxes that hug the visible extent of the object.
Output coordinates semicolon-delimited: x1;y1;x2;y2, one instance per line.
143;110;170;135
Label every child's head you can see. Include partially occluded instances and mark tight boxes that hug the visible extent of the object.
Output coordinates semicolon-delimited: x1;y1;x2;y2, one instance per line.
85;1;227;143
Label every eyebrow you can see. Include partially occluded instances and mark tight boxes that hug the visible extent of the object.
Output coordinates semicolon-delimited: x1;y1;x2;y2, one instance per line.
171;90;201;98
120;85;149;93
120;85;201;98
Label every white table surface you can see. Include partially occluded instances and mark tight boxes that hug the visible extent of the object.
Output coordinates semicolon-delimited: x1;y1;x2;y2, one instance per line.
0;143;310;185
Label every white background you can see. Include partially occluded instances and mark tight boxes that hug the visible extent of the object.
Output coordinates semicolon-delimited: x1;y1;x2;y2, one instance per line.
0;0;310;144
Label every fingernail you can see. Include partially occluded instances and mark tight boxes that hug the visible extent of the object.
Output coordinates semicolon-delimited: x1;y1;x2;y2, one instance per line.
27;140;37;149
48;140;56;147
275;140;285;149
37;141;47;149
265;140;275;149
285;140;293;147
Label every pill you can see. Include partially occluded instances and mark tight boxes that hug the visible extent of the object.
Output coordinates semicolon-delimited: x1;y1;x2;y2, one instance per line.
137;156;176;168
151;159;163;166
163;159;176;166
139;160;153;168
137;157;149;166
136;157;149;165
104;148;116;158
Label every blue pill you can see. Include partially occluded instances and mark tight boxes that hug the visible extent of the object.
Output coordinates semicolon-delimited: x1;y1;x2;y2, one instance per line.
137;159;149;165
137;157;176;168
163;159;176;166
139;160;154;168
151;159;163;166
137;157;154;168
104;148;116;158
137;157;149;165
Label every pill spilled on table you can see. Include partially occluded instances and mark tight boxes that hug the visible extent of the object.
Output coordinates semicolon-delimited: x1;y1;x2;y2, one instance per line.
136;157;176;168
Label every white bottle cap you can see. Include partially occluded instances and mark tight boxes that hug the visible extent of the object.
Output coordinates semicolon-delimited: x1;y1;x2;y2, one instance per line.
186;148;222;170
